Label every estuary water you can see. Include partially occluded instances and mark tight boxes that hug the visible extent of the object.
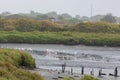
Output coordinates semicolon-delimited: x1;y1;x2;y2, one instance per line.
0;43;120;80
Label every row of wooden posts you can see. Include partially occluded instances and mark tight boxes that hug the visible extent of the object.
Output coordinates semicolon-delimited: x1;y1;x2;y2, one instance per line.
61;63;118;77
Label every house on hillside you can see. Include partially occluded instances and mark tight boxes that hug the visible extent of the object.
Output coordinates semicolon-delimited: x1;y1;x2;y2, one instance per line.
49;17;56;22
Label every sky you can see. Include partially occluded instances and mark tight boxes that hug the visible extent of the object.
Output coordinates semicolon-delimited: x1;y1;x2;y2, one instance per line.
0;0;120;17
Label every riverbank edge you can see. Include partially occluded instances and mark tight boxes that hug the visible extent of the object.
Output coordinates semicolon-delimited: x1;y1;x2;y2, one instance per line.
0;48;44;80
0;31;120;47
30;68;101;80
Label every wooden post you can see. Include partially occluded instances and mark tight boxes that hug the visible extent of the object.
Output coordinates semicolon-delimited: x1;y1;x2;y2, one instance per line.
99;68;102;77
62;64;64;73
114;67;118;77
81;66;84;75
90;68;94;75
62;63;66;73
71;68;73;75
63;63;66;73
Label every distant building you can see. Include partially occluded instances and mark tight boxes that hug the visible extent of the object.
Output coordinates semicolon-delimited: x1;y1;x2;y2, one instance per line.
49;17;56;22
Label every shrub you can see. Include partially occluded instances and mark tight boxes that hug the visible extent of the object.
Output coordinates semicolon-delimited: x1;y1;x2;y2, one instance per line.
81;75;99;80
0;48;44;80
64;77;75;80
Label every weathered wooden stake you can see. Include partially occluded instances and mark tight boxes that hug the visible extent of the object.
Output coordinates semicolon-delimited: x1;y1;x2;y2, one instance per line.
62;63;66;73
81;66;84;75
90;68;94;75
114;67;118;77
63;63;66;73
98;68;102;77
62;64;64;73
71;68;73;75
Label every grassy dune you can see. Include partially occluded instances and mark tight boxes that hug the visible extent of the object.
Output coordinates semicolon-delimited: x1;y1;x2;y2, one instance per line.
0;48;44;80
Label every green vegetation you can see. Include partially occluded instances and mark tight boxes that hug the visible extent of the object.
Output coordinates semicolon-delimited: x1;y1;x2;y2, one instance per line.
0;18;120;46
63;75;99;80
100;14;116;23
64;77;75;80
0;48;44;80
0;31;120;46
72;22;120;33
0;18;120;33
0;18;63;32
81;75;99;80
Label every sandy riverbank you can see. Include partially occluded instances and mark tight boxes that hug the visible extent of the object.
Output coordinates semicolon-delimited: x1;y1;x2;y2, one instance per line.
30;68;82;80
30;68;120;80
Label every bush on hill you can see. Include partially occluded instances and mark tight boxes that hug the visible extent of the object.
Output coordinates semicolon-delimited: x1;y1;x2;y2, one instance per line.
0;48;44;80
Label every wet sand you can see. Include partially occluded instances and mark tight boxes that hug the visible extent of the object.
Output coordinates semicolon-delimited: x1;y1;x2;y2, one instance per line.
30;68;120;80
30;68;82;80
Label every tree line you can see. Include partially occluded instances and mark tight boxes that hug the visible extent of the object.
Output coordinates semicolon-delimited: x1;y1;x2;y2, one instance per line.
0;11;119;25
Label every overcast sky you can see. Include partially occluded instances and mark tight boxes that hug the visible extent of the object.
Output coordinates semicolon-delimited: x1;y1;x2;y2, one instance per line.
0;0;119;17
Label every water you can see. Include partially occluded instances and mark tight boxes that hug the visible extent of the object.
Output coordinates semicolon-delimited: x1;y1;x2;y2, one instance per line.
0;43;120;80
